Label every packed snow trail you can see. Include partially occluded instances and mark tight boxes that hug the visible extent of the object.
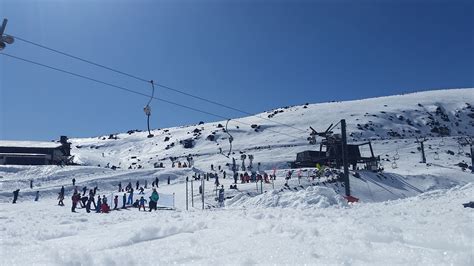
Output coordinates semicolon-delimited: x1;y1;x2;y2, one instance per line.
0;184;472;265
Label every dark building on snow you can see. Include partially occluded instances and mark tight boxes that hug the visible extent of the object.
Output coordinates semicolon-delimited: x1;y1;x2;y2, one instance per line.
0;136;72;165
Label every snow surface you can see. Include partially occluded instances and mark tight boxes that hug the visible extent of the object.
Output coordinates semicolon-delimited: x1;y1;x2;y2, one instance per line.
0;88;473;265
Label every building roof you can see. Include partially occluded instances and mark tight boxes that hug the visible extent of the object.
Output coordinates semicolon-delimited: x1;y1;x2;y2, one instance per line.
0;140;62;149
0;153;50;157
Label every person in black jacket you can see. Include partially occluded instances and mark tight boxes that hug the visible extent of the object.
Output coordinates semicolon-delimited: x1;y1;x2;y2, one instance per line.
12;189;20;204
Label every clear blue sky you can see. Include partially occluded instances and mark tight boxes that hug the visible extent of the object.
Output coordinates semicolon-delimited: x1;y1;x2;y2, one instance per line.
1;0;473;141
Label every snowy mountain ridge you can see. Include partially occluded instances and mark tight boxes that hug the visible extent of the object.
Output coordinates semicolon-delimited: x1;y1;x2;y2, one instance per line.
70;88;474;169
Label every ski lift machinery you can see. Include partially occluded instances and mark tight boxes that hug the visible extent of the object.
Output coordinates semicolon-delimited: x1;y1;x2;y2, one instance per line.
144;80;155;138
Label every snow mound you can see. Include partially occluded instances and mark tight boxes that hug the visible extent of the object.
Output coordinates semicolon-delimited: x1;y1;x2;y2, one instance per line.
227;186;348;209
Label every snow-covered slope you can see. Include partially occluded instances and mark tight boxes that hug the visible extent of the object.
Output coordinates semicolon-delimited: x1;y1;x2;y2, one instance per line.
70;88;474;170
1;88;473;265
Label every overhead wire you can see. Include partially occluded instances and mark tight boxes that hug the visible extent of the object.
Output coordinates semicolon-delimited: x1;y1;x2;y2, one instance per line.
0;52;303;140
9;34;308;134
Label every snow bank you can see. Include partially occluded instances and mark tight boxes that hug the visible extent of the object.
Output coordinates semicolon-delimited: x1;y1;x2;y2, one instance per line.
227;186;348;209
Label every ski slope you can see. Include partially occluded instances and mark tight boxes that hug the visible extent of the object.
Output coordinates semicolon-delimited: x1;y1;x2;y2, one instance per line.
0;88;473;265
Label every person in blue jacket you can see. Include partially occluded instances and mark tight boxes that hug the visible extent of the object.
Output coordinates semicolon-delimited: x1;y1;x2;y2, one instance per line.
127;188;134;205
138;196;147;211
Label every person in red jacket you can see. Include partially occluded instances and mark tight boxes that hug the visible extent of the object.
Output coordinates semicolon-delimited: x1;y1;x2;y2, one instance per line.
71;192;80;212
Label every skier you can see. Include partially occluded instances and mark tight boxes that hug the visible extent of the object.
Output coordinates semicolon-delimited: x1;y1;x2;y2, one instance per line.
211;164;214;171
149;188;159;211
167;176;170;185
218;185;225;207
138;196;147;211
12;189;20;204
72;178;76;186
93;186;99;196
122;193;127;209
138;187;145;195
30;179;33;189
118;182;122;192
113;195;119;210
34;191;39;202
102;195;108;206
144;180;148;189
82;186;87;196
136;180;139;190
155;177;159;188
127;188;134;205
215;174;220;187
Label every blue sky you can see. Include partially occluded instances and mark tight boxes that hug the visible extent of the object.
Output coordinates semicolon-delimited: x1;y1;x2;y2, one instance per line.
1;0;473;141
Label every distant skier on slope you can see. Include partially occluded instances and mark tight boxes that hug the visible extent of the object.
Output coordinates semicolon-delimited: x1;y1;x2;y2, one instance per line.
58;188;65;206
96;196;102;213
72;178;76;186
113;195;119;210
12;189;20;204
218;185;225;207
122;193;127;209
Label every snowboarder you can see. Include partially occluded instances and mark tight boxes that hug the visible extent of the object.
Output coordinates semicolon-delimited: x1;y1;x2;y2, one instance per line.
72;178;76;186
138;196;147;211
12;189;20;204
113;195;119;210
34;191;39;202
127;188;134;205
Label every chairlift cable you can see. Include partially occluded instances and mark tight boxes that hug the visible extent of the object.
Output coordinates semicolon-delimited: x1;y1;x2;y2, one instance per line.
0;52;302;140
9;34;307;134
